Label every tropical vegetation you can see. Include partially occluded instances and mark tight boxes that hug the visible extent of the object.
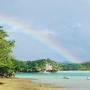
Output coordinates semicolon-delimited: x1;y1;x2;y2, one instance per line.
0;26;15;77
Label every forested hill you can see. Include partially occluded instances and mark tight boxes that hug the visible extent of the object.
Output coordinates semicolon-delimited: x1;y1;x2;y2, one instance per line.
13;59;90;72
13;59;60;72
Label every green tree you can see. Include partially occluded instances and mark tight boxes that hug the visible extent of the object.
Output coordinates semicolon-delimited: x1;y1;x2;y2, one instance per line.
0;27;15;77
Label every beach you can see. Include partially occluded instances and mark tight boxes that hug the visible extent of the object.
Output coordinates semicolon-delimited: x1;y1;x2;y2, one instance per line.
0;78;64;90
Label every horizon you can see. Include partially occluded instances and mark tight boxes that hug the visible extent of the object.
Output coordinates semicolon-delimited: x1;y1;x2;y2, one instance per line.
0;0;90;63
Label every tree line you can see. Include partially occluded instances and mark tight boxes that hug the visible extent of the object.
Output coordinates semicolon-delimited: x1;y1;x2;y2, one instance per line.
13;59;90;72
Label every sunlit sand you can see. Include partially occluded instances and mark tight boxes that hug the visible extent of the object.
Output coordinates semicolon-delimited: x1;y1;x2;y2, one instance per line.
0;78;64;90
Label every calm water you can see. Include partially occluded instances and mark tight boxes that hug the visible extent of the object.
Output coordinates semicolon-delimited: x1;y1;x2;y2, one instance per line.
16;71;90;79
16;71;90;90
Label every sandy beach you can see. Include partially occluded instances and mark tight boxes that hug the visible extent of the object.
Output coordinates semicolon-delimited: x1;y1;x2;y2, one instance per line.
0;78;64;90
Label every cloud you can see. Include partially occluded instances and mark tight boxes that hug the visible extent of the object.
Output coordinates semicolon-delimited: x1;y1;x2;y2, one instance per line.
0;15;56;43
0;15;82;62
72;22;82;29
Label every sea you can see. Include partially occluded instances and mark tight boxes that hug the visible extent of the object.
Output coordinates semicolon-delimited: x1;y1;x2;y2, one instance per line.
16;71;90;78
16;71;90;90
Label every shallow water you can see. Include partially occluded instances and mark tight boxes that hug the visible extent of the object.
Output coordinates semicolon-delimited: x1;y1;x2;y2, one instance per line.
16;71;90;78
16;71;90;90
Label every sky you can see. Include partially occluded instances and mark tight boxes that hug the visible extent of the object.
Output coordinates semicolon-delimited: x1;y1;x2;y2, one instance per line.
0;0;90;63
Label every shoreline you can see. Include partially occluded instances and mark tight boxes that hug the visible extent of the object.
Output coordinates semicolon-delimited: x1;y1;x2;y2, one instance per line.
0;76;90;90
15;71;90;90
32;77;90;90
0;78;65;90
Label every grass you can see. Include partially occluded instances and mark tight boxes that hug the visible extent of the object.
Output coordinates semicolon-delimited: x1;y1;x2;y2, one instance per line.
0;78;64;90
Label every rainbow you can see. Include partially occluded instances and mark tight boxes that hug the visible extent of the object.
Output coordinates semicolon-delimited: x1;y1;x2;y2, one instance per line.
0;14;81;63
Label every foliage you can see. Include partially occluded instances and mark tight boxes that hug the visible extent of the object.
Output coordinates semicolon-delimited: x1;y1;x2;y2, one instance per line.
60;63;81;71
80;62;90;70
13;59;90;72
0;27;15;77
14;59;60;72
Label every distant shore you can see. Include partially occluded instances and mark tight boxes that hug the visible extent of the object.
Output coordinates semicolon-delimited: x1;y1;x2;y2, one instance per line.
0;78;64;90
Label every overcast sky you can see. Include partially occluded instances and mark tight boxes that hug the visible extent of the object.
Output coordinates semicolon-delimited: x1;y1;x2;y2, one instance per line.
0;0;90;62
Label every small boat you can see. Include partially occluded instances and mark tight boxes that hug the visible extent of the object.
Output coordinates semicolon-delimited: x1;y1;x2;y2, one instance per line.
63;76;71;79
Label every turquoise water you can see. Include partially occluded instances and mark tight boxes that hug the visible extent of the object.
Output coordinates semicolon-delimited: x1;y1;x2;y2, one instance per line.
16;71;90;79
16;71;90;90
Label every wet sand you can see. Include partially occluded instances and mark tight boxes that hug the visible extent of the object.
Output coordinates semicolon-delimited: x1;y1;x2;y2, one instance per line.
0;78;64;90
